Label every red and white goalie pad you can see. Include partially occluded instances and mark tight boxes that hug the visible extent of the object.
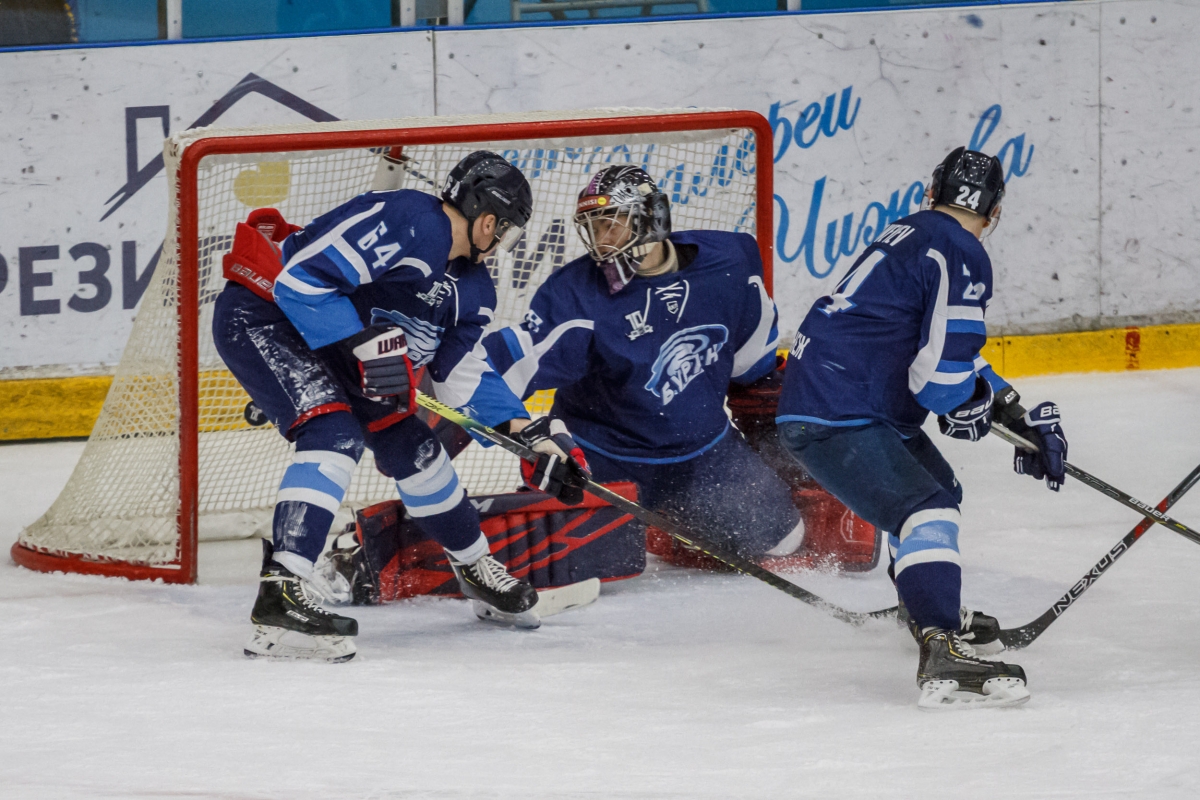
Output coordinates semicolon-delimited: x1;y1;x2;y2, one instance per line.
336;483;645;605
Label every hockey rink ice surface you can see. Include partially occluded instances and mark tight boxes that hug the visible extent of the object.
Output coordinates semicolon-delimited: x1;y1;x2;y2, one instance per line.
3;369;1200;799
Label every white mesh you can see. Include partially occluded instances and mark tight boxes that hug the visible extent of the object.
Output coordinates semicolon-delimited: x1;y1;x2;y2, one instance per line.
18;109;763;569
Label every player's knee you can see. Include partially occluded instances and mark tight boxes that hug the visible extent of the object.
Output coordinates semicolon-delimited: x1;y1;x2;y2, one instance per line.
291;411;364;462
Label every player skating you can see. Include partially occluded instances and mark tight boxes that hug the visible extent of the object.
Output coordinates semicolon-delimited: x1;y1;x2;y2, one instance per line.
776;147;1068;709
212;151;589;661
482;165;808;561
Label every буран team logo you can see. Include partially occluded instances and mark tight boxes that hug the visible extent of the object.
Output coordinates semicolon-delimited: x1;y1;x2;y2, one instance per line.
644;324;728;405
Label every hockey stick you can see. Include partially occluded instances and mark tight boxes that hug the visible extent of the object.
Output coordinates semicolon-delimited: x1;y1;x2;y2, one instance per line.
998;461;1200;650
415;391;898;625
991;422;1200;547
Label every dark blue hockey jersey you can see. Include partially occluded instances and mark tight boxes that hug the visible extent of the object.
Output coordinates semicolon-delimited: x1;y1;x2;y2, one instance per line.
272;189;527;428
776;210;1008;435
484;230;780;463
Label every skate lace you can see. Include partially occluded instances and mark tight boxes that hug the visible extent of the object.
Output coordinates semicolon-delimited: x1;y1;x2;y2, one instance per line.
472;556;521;592
959;607;975;632
266;572;333;617
948;631;979;659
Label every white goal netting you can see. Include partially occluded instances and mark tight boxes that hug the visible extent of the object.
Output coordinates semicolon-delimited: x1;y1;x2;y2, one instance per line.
17;109;764;571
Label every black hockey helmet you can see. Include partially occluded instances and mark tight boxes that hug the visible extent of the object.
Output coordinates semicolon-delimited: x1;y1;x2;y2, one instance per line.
442;151;533;259
930;147;1006;218
574;165;671;293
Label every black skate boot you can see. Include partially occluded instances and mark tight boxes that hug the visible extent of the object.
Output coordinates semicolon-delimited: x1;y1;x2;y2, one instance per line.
916;627;1029;710
903;602;1004;655
447;551;541;629
958;608;1003;655
245;542;359;662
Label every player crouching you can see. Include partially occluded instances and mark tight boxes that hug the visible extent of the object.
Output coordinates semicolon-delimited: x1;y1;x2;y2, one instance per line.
483;165;812;565
777;148;1068;709
213;152;588;661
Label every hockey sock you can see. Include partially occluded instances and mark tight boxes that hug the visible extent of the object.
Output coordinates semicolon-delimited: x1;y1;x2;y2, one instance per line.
893;506;962;631
394;444;484;553
273;412;364;566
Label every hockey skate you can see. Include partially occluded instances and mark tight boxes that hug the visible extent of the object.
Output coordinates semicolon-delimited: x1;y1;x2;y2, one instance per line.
915;628;1029;711
245;549;359;663
446;552;541;629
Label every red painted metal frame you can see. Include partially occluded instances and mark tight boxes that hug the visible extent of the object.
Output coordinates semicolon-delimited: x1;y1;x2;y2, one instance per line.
18;110;773;586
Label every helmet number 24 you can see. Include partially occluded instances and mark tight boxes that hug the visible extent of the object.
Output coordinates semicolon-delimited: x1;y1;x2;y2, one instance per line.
955;185;983;211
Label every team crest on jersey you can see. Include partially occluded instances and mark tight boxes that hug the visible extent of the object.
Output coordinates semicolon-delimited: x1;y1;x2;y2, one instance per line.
653;280;689;321
416;279;454;307
644;325;729;405
369;307;444;368
625;289;654;341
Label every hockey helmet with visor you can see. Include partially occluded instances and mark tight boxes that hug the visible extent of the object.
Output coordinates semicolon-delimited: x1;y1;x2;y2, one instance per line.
573;165;671;293
442;151;533;259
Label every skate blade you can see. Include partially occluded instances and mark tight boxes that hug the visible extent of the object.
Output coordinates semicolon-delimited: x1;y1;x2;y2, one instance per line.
244;624;356;663
472;601;541;630
536;578;601;617
917;677;1030;711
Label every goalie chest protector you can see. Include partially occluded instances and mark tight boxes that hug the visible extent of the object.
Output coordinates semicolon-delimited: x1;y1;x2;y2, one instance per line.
345;482;645;605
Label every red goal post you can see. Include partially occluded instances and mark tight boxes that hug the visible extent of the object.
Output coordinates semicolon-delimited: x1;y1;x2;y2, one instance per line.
13;108;774;585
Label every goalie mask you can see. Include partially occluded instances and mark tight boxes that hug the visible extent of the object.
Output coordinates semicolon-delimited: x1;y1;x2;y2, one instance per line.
442;151;534;260
929;146;1006;220
574;165;671;294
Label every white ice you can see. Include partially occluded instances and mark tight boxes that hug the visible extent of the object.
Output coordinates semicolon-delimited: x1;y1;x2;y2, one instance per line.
3;369;1200;799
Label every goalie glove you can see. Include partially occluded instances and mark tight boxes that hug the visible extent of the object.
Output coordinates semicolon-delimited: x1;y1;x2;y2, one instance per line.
340;325;416;405
937;375;994;442
993;388;1067;492
513;417;591;506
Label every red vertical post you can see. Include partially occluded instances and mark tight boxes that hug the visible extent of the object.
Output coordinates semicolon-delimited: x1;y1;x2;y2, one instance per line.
176;147;201;584
750;115;775;296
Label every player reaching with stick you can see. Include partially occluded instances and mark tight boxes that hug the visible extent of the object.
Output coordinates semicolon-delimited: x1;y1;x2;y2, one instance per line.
212;152;589;661
776;148;1068;709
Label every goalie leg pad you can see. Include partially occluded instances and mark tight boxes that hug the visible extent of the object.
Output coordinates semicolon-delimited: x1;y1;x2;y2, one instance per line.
340;483;644;604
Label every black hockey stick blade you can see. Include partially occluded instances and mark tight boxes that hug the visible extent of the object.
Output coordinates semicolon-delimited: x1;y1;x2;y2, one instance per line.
991;422;1200;546
415;391;898;626
998;460;1200;650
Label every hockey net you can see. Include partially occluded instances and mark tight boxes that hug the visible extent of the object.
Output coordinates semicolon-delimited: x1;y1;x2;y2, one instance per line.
14;108;772;583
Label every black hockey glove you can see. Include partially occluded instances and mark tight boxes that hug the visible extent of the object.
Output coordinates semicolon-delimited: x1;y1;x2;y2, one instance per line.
992;388;1068;492
937;375;994;442
341;325;415;402
513;417;591;506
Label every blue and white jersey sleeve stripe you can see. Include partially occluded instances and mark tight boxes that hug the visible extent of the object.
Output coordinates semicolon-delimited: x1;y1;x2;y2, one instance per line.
274;203;386;349
908;248;990;414
731;274;781;384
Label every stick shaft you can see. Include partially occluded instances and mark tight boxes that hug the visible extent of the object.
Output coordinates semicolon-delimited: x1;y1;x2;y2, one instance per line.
999;461;1200;649
991;422;1200;546
415;391;896;624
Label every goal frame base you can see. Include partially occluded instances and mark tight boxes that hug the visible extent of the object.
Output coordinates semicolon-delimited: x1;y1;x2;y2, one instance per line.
10;541;192;583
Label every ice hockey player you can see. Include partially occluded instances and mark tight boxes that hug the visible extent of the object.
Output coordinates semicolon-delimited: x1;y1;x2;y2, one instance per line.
212;151;590;662
482;165;807;561
776;147;1068;709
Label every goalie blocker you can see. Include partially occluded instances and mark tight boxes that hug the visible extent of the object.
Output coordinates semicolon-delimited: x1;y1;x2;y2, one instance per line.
330;482;645;605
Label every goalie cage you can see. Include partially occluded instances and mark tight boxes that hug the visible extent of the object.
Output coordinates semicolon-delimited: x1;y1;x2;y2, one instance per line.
13;108;774;584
